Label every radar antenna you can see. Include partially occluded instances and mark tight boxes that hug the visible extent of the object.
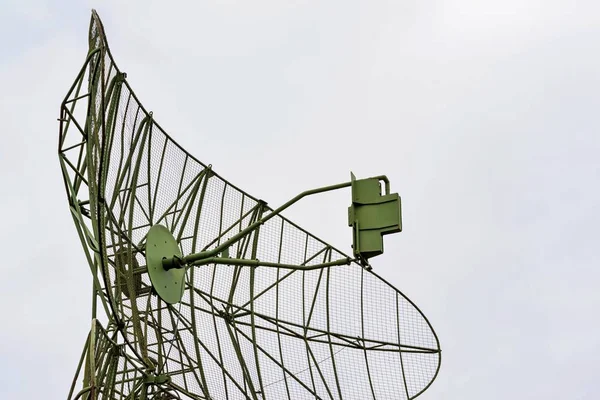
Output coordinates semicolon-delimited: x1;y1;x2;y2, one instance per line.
58;10;441;400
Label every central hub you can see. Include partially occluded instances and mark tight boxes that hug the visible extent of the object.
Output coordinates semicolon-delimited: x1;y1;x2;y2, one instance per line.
146;224;185;304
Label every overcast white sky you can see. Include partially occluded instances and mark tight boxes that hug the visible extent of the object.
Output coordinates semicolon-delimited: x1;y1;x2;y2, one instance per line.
1;1;599;398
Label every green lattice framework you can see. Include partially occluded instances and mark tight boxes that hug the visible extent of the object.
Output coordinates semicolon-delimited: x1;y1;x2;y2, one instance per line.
58;10;441;400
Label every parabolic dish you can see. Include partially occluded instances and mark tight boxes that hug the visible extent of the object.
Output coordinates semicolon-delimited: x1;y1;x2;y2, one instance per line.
58;10;441;400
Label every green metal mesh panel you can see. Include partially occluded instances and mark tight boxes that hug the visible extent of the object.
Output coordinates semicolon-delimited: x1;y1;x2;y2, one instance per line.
58;10;440;400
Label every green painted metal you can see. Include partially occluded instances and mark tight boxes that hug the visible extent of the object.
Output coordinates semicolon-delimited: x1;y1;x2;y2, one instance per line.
57;9;441;400
162;180;354;270
348;172;402;260
145;224;186;304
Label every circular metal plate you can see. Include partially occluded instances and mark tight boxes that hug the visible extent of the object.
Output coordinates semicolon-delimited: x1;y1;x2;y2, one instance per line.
146;224;185;304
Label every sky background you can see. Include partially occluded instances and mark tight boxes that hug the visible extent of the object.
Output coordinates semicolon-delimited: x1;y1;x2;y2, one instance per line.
1;0;599;398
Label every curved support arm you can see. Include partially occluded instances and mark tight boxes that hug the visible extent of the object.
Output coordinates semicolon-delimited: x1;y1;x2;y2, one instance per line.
163;180;354;270
162;175;391;271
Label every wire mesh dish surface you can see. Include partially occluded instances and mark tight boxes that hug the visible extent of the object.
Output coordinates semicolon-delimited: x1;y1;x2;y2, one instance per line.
58;10;441;400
